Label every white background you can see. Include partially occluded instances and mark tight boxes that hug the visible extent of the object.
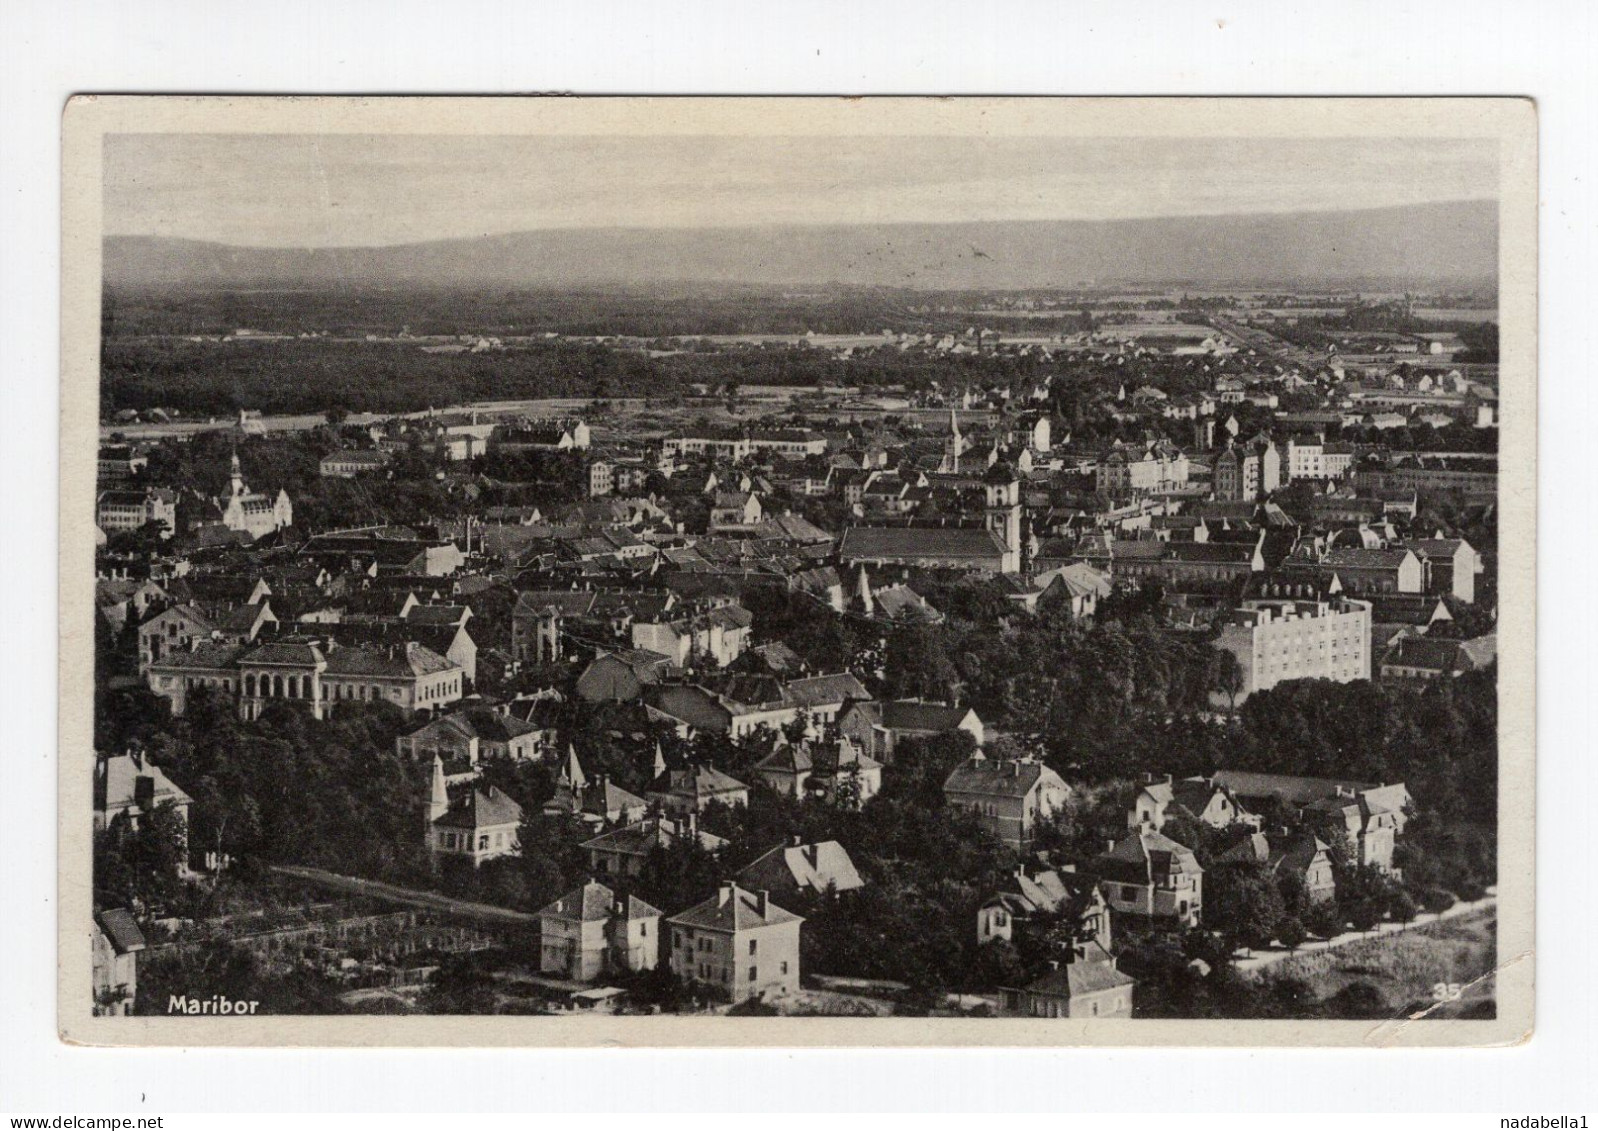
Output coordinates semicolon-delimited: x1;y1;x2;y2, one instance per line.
3;0;1593;1114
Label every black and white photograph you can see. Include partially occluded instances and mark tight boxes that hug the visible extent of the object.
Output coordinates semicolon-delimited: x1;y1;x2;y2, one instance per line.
59;96;1535;1047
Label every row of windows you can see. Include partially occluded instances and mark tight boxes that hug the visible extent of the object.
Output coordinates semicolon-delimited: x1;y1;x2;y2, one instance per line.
438;830;510;852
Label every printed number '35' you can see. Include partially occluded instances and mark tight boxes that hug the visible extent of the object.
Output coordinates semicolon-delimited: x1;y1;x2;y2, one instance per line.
1431;982;1464;1001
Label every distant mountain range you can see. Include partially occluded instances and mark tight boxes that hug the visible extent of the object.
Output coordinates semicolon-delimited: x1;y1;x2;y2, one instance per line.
103;201;1496;292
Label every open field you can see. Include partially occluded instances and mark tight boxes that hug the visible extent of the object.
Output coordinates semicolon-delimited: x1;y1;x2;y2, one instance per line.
1258;909;1496;1018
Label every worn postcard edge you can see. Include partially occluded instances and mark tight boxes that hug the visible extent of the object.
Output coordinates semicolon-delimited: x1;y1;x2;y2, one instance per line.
57;95;1536;1048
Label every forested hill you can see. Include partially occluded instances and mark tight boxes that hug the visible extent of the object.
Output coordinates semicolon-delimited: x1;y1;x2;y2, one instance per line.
105;200;1496;292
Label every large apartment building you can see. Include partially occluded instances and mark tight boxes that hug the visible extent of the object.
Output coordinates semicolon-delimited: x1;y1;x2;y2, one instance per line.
1211;597;1372;704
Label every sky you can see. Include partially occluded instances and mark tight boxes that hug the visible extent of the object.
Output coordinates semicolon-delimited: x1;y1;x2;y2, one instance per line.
103;133;1498;249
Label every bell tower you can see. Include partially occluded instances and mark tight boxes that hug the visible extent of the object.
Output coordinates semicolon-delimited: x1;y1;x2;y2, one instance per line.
984;463;1022;574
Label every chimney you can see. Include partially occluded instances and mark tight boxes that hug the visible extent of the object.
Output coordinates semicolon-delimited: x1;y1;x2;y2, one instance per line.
718;881;736;908
755;889;769;917
789;834;802;847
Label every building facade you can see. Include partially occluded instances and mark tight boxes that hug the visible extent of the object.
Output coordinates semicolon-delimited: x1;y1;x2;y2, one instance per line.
667;882;803;1003
1211;597;1372;704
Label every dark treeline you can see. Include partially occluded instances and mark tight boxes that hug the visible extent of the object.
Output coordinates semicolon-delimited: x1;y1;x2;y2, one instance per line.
103;284;930;339
101;335;1072;419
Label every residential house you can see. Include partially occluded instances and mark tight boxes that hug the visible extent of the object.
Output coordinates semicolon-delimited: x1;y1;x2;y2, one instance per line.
1210;597;1372;704
646;763;750;815
667;882;803;1003
942;756;1071;850
1127;775;1255;833
1219;831;1337;903
753;736;882;807
1034;562;1113;620
395;706;547;768
1094;828;1204;928
736;838;865;898
709;491;763;530
575;649;676;703
92;909;146;1016
423;755;523;865
998;944;1134;1019
1380;634;1496;681
319;449;392;478
94;751;192;849
1405;537;1481;604
976;865;1110;949
1317;547;1425;596
581;815;728;880
1208;771;1411;873
631;603;753;668
536;880;662;981
837;699;984;765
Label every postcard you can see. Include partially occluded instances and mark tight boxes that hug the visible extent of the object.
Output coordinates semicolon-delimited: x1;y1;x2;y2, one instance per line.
60;95;1534;1046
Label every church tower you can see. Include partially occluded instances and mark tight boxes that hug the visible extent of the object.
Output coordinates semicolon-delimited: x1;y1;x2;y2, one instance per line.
944;407;962;474
984;462;1023;574
229;451;245;499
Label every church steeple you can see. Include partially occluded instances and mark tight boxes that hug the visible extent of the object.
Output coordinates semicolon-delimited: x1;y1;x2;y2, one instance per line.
229;451;245;499
945;407;962;474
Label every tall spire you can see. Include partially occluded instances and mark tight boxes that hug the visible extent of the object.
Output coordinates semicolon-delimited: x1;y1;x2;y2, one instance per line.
427;754;449;824
564;745;588;791
229;451;244;499
653;741;667;779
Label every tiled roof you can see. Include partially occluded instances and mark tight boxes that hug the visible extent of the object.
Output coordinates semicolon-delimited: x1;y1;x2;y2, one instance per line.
667;884;803;932
1322;547;1414;569
240;641;326;668
405;604;471;626
785;672;871;708
96;908;147;954
880;700;975;733
1015;944;1134;998
537;880;661;924
433;785;523;830
96;752;193;813
324;642;455;678
583;779;648;818
943;757;1058;799
838;525;1008;561
648;764;748;801
1209;770;1381;807
580;816;728;856
737;841;864;895
1095;828;1203;884
515;590;599;617
755;743;813;775
149;641;247;671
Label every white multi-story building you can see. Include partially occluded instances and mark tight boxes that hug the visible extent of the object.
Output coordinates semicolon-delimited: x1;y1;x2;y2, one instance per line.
1211;597;1371;704
97;488;178;536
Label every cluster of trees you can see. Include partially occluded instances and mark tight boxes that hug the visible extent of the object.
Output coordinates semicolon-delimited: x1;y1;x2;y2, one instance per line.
103;337;670;419
104;283;927;341
99;689;433;903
